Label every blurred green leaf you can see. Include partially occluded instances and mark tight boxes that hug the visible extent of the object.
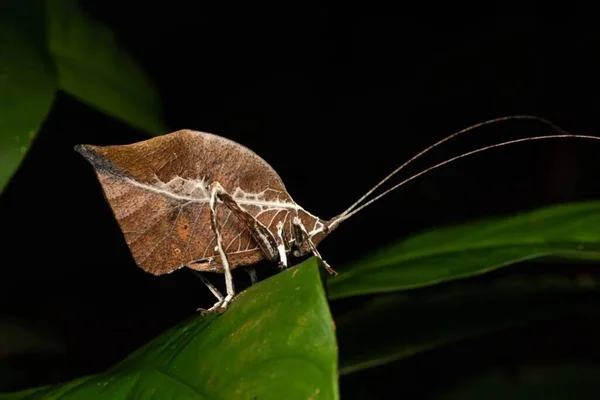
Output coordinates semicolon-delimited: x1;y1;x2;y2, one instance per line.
441;364;600;399
336;272;600;375
328;201;600;299
0;258;339;400
46;0;167;135
0;317;64;360
0;0;48;53
0;23;56;193
0;317;67;393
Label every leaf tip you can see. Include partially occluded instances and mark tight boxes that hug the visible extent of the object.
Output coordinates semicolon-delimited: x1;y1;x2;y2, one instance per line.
73;143;88;155
74;143;113;174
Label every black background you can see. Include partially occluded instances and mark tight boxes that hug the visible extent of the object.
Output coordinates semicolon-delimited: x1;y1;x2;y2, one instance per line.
2;4;600;398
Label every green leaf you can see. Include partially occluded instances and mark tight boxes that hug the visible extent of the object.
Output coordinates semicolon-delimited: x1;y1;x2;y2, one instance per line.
441;364;600;399
328;201;600;299
0;258;338;400
0;22;56;193
336;272;600;375
46;0;167;135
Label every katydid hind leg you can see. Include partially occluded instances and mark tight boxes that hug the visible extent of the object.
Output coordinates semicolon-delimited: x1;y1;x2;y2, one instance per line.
208;182;236;312
211;182;286;265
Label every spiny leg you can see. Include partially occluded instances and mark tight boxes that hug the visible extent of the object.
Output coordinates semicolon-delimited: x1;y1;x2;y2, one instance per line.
191;271;225;314
276;220;288;269
292;217;338;276
207;182;235;312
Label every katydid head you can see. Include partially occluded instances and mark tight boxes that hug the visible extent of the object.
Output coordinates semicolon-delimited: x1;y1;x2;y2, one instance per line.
289;212;331;257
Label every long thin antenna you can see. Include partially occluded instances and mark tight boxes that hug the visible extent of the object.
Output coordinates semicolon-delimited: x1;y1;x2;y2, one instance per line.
327;133;600;230
336;115;565;221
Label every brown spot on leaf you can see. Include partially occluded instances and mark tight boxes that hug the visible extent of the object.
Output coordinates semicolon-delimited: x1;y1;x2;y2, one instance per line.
177;217;191;241
171;243;181;257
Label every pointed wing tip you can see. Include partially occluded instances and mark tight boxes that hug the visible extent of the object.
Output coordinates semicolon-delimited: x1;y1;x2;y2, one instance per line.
74;144;101;166
74;144;93;159
74;144;116;174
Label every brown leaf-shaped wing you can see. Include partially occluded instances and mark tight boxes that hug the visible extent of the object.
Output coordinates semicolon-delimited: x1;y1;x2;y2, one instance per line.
75;130;317;275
